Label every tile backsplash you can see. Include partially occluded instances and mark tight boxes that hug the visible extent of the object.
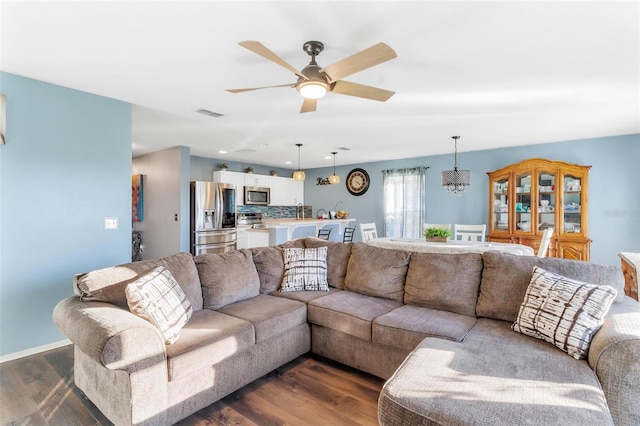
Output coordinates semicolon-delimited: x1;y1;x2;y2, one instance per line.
238;205;312;219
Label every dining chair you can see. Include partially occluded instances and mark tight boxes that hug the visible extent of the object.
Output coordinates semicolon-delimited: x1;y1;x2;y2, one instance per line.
317;228;332;240
537;228;554;258
343;226;356;243
454;224;487;242
358;222;378;242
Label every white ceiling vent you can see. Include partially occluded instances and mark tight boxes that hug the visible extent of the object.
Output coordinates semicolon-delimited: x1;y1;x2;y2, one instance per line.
337;147;351;151
235;148;256;153
196;109;224;118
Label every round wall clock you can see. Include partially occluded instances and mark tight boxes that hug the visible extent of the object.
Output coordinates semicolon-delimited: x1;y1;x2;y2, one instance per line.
346;168;370;196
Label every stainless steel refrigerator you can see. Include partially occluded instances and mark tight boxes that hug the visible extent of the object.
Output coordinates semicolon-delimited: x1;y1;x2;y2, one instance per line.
190;181;237;255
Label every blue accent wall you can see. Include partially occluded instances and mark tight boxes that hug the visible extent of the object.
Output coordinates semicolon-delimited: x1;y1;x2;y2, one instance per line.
303;134;640;266
0;72;132;356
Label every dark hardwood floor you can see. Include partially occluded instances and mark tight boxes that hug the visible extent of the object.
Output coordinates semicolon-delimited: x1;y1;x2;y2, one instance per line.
1;345;384;425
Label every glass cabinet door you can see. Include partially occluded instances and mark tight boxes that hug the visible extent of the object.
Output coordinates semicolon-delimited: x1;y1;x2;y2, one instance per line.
562;173;583;235
491;178;509;233
537;170;556;234
514;171;532;233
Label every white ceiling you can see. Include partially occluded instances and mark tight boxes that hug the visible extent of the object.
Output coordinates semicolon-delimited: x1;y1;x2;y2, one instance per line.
2;1;639;169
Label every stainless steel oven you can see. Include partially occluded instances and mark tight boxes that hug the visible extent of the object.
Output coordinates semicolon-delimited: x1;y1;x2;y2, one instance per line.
244;186;270;206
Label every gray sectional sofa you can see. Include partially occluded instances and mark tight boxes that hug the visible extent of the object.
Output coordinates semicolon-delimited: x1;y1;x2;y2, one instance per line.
53;237;640;426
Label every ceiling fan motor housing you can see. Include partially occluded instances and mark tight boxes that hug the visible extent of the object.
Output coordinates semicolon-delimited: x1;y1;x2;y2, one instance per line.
303;41;324;57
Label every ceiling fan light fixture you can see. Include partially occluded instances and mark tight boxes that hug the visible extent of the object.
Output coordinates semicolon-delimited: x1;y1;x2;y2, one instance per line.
297;81;328;99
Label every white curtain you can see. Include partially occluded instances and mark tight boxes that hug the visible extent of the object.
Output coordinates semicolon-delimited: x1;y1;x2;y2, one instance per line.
382;167;426;238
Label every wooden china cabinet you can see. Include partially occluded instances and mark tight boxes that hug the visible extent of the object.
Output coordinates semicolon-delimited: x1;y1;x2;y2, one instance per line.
487;158;591;261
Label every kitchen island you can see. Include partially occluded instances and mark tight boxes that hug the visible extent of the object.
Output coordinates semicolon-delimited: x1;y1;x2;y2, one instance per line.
262;218;357;244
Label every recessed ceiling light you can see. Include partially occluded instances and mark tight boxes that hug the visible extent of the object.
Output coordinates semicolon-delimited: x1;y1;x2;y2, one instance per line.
218;150;227;154
324;156;331;160
285;161;292;165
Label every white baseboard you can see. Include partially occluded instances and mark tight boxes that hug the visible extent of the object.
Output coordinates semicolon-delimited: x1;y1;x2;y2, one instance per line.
0;339;72;364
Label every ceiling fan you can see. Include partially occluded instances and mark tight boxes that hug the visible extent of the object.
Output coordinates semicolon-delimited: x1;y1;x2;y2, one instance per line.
226;40;397;113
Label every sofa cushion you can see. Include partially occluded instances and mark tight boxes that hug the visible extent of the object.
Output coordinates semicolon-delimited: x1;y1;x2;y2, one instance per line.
404;252;483;317
279;238;306;249
379;318;614;426
373;305;477;351
304;237;353;289
344;243;410;302
477;251;625;322
269;287;341;304
125;266;193;344
165;309;255;381
251;246;284;294
74;252;203;311
513;267;617;360
218;294;307;342
280;247;329;292
308;291;402;341
195;249;260;310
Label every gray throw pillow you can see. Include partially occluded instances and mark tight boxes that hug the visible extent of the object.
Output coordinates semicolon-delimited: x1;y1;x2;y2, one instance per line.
404;252;483;317
74;252;203;311
344;243;410;302
512;266;617;359
251;246;285;293
477;251;625;322
195;249;260;310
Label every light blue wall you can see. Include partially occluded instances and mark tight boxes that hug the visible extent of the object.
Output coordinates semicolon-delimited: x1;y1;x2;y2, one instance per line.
0;72;132;356
303;134;640;266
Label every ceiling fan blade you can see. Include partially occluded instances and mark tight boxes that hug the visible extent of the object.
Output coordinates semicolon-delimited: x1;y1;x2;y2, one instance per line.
323;42;397;82
300;97;317;113
331;80;395;102
226;83;293;93
239;41;306;79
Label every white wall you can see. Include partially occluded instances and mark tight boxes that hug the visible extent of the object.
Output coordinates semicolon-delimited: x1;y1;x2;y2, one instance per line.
133;146;189;259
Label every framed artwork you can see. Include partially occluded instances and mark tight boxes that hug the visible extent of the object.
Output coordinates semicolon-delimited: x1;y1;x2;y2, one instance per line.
132;174;144;222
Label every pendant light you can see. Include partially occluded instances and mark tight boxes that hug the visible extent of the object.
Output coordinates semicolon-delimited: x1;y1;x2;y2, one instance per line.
441;136;471;196
292;143;306;182
328;151;340;184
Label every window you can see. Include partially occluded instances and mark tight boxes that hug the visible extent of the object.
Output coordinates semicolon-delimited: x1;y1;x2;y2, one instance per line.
382;167;426;238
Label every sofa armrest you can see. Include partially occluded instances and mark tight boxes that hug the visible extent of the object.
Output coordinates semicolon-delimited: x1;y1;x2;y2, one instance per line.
53;297;167;373
588;297;640;425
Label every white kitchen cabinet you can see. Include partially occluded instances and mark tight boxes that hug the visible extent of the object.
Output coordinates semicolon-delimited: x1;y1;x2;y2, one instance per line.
269;176;304;206
236;225;249;249
244;173;270;187
213;171;303;206
246;229;270;248
213;171;245;206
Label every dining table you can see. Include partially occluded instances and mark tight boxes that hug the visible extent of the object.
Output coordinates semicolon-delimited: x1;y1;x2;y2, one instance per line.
366;237;535;256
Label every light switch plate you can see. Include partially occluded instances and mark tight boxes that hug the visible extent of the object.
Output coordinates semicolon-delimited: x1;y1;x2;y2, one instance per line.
104;217;118;230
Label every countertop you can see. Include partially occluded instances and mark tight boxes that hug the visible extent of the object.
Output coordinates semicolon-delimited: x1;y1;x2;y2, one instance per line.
262;218;354;225
261;217;356;240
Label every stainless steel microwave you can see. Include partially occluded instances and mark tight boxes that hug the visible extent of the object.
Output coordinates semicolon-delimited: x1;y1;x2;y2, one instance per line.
244;186;270;206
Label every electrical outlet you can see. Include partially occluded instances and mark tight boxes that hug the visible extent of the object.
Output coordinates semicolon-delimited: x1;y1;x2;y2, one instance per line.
104;217;118;230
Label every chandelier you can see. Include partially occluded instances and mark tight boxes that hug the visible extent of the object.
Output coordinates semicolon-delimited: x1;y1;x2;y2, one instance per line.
441;136;470;196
